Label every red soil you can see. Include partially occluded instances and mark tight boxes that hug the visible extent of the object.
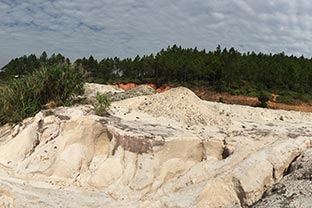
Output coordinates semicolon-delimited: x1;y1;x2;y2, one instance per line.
116;83;138;90
115;83;172;93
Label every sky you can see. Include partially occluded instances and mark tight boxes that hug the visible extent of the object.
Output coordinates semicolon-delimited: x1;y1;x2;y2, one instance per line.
0;0;312;67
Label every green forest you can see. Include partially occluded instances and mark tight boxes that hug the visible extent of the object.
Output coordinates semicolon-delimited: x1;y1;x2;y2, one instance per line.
1;45;312;104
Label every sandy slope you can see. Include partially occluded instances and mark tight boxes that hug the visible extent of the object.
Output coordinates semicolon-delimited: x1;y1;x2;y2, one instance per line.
0;86;311;208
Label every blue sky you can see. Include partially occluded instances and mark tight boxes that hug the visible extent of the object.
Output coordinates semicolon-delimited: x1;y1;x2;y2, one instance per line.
0;0;312;67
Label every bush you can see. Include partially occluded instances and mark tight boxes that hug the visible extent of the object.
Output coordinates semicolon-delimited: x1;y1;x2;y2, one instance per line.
38;66;86;107
93;92;111;116
297;94;312;103
214;80;228;92
246;91;258;97
0;65;85;125
276;95;296;105
257;91;270;108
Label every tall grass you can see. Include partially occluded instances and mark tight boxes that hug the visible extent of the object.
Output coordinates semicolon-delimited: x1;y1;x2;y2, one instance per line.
0;65;85;125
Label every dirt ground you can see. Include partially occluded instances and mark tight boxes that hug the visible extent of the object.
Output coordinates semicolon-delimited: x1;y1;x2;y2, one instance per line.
193;87;312;112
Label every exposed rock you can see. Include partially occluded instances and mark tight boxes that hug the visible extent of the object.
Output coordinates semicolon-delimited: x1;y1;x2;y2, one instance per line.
111;85;156;102
196;178;241;208
0;85;312;207
84;83;124;102
0;189;14;208
253;149;312;208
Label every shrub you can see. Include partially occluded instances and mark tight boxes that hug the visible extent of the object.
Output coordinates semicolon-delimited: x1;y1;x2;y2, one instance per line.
0;65;85;125
276;95;296;105
214;80;228;92
93;92;111;116
41;66;86;106
297;94;312;103
257;91;270;108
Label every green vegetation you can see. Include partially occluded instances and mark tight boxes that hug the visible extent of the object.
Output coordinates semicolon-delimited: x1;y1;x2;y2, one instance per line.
257;92;270;108
2;45;312;105
93;92;111;116
0;65;85;125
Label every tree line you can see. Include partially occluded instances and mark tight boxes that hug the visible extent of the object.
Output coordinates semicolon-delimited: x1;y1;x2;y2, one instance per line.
2;45;312;103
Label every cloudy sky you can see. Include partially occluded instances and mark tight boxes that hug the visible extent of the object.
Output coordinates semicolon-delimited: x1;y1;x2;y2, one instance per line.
0;0;311;67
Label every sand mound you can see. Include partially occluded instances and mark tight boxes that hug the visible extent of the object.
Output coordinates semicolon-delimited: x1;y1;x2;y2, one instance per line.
132;87;221;127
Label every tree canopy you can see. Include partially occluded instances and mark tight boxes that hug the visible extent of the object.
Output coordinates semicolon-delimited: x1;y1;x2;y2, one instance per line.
2;45;312;103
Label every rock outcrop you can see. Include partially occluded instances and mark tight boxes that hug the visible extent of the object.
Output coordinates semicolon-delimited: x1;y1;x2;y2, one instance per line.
84;83;124;102
253;149;312;208
0;85;311;207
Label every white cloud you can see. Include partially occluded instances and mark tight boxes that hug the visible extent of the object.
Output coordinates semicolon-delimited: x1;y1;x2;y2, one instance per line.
0;0;312;67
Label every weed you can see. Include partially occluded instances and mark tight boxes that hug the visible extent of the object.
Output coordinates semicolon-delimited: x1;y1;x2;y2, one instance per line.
93;92;111;116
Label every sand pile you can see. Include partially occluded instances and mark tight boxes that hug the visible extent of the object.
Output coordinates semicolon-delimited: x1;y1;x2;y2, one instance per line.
131;87;223;127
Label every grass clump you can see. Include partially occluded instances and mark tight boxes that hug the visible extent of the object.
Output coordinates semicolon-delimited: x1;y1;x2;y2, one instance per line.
0;65;85;125
93;92;111;116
